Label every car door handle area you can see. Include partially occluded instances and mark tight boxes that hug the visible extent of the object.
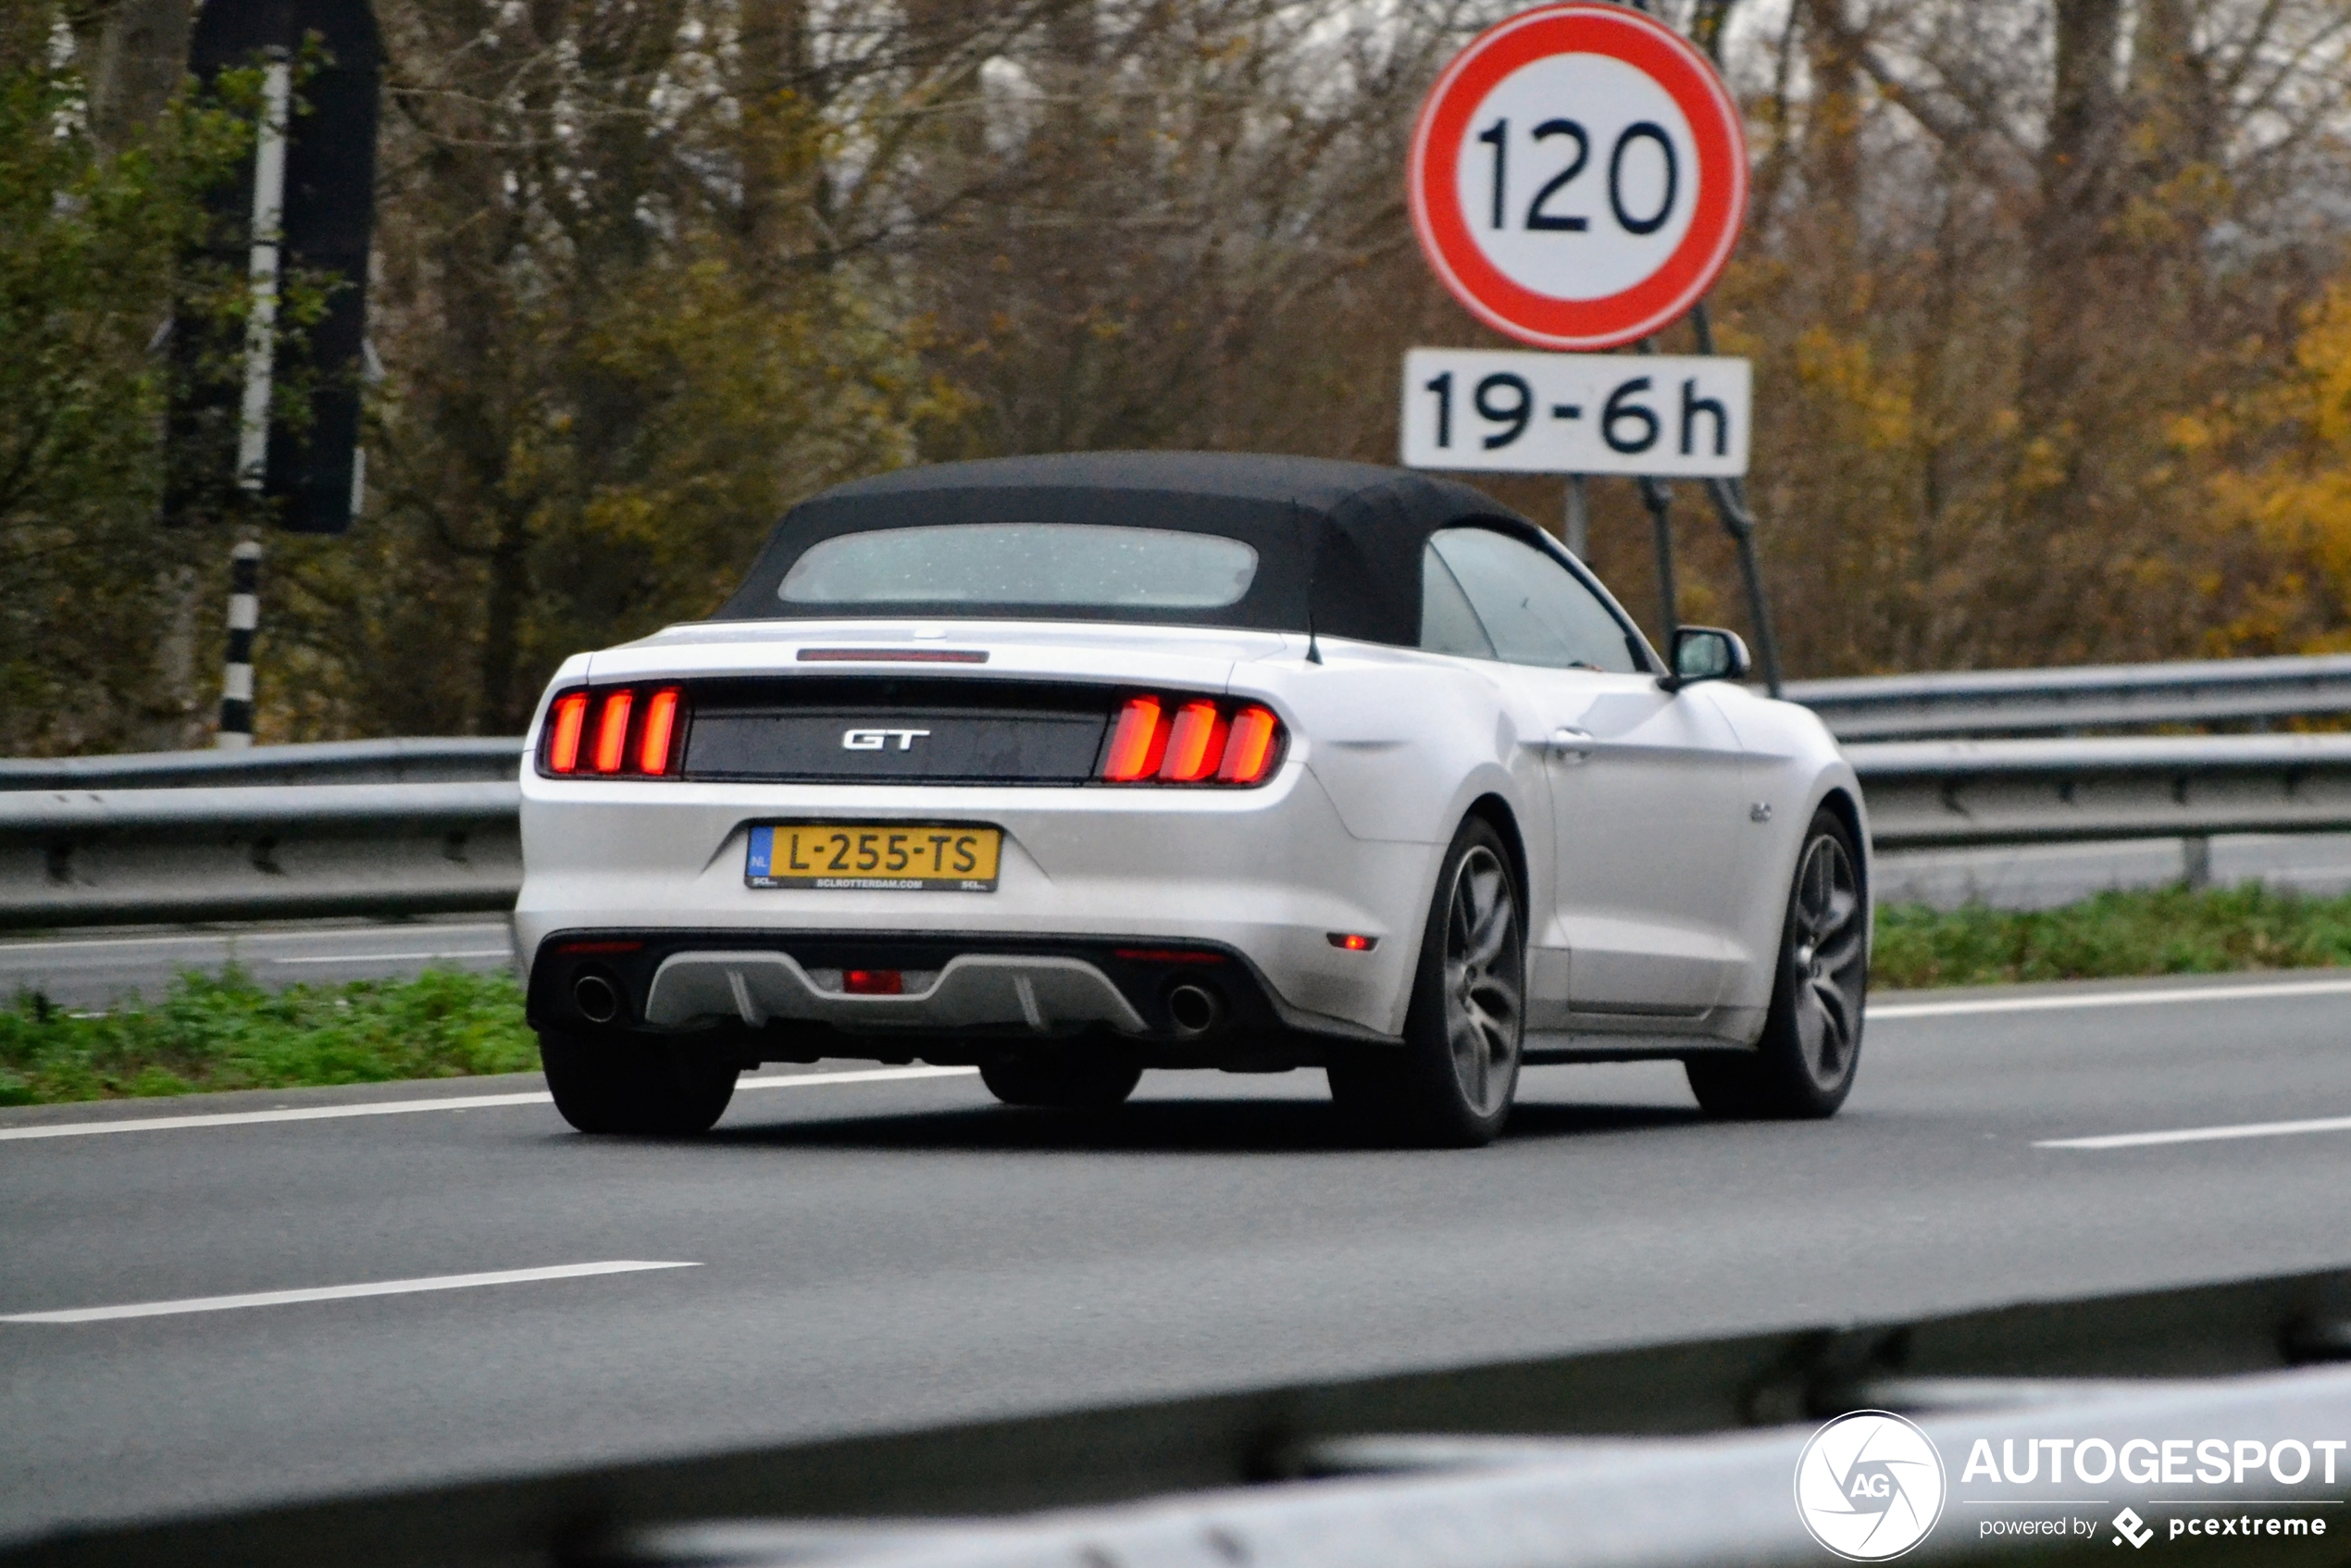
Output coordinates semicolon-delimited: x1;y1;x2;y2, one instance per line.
1547;727;1597;761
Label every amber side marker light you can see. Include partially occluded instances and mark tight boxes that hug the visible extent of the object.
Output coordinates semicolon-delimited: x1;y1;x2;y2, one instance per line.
1327;933;1378;952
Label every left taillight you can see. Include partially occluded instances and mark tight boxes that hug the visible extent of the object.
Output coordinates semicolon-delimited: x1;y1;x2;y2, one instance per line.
1098;694;1286;787
540;685;686;778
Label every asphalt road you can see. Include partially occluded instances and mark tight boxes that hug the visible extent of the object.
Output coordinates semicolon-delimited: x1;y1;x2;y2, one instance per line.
4;968;2349;1544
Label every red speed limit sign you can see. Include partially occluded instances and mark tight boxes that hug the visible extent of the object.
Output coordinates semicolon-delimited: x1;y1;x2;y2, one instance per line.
1407;3;1748;351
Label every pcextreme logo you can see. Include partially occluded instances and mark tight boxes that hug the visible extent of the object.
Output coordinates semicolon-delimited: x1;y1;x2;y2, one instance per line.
1796;1411;1949;1561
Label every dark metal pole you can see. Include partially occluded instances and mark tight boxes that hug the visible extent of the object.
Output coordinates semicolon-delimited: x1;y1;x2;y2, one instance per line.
1637;476;1678;653
1687;300;1785;696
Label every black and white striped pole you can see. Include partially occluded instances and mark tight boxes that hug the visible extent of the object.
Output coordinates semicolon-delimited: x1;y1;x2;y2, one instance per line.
217;541;263;749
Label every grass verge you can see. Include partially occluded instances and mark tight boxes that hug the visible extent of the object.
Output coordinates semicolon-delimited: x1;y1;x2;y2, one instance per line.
1873;883;2351;989
0;966;537;1107
7;883;2351;1105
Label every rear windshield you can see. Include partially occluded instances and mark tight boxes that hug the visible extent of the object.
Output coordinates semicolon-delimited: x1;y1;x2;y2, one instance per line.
778;523;1260;609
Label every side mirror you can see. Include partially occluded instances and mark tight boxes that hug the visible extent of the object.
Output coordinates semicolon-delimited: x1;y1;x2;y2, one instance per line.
1662;626;1750;691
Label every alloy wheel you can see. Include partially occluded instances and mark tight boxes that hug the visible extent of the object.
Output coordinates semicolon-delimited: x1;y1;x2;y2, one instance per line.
1442;845;1524;1117
1786;830;1866;1089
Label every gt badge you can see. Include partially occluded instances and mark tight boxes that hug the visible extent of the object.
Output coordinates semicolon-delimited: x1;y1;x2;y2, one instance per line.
842;728;930;752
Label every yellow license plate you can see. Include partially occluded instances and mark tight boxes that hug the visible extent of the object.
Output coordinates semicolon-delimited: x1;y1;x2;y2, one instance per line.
746;824;1001;891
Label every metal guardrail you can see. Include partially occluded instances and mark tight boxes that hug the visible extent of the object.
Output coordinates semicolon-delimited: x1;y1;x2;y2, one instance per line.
1855;734;2351;851
0;782;520;927
1786;652;2351;740
6;1266;2345;1567
11;735;2351;927
0;736;521;790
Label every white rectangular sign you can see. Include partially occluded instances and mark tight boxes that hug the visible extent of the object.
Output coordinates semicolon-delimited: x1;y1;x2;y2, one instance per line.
1399;348;1750;478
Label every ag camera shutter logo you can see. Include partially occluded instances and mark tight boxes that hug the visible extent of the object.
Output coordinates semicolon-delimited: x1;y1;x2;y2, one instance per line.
1795;1411;1947;1561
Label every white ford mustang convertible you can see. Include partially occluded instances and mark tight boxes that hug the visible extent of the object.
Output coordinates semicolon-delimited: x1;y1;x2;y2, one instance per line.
516;453;1869;1144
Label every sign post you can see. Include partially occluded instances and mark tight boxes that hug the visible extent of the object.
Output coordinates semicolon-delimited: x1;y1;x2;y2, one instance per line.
1398;1;1779;691
166;0;383;537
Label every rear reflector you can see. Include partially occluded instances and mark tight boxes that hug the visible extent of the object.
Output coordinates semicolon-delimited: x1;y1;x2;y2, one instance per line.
1327;933;1378;952
844;969;904;996
638;688;680;775
546;693;589;774
591;691;634;774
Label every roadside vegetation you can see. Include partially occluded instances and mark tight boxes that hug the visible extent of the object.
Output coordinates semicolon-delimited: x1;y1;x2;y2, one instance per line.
11;884;2351;1104
1872;885;2351;990
0;967;534;1106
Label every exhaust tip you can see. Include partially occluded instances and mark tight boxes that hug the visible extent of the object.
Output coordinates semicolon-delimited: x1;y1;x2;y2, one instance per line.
572;972;622;1025
1166;982;1225;1037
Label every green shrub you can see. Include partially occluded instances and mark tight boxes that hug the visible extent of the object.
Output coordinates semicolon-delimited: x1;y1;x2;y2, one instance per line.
0;966;536;1106
1873;883;2351;989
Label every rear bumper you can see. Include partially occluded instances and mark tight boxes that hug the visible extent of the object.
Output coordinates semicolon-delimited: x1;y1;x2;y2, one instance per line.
525;928;1387;1065
515;761;1430;1042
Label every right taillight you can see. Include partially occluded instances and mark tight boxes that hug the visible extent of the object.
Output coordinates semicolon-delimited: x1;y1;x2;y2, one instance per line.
1217;705;1282;784
1099;694;1285;787
1101;695;1166;782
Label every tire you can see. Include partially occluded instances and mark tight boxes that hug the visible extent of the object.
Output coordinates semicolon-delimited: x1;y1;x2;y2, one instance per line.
979;1057;1143;1108
539;1029;740;1135
1686;807;1868;1120
1327;815;1524;1147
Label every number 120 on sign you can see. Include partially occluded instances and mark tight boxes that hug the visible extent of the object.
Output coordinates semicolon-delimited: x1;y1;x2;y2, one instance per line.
1399;348;1749;478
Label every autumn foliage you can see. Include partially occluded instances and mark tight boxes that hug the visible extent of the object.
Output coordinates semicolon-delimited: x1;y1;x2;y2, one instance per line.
6;0;2351;752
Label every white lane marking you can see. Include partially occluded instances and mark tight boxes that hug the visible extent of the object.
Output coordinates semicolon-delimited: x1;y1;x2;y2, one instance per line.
0;1260;698;1325
269;950;510;964
0;1090;553;1140
0;926;508;956
2037;1114;2351;1151
0;1066;978;1142
1870;977;2351;1021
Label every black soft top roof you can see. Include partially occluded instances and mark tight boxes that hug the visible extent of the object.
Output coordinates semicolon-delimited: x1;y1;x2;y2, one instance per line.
712;451;1555;647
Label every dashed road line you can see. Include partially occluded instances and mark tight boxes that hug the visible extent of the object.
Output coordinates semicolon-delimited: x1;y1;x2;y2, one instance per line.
0;1066;979;1142
1870;977;2351;1021
0;1261;699;1324
2037;1114;2351;1151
